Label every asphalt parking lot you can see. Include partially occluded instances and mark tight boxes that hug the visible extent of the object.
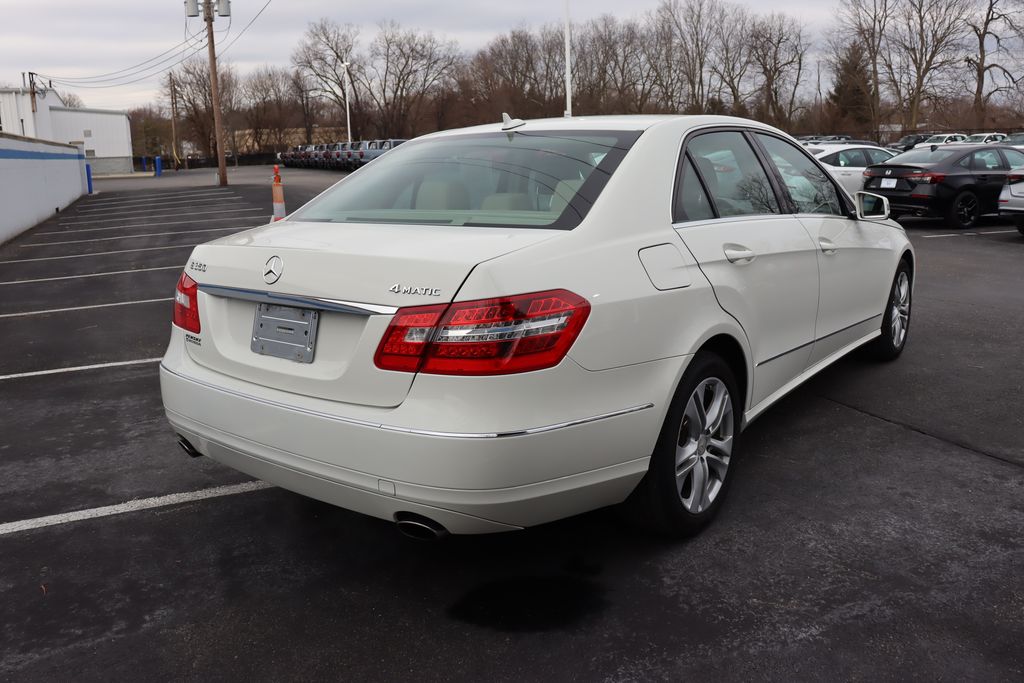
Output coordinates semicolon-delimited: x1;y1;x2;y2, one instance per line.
1;168;1022;679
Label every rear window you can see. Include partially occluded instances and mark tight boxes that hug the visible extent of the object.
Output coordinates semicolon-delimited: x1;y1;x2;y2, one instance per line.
288;130;641;229
889;148;962;164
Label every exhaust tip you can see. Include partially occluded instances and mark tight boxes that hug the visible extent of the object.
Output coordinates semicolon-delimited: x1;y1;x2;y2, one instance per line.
395;512;449;541
176;435;203;458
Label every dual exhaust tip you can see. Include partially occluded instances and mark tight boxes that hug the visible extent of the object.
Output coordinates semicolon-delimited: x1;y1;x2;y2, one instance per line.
394;511;449;541
177;435;448;541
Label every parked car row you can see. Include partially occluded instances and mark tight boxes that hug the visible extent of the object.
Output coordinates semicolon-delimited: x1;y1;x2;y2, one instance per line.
280;139;408;171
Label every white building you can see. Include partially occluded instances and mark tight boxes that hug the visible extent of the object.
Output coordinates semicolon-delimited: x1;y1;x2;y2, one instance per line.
0;87;133;174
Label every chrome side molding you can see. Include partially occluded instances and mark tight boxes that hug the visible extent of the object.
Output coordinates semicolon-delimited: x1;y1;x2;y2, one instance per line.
198;284;399;316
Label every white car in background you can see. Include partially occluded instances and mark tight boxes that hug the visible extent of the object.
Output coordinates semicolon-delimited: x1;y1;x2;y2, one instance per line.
808;144;897;196
160;115;915;539
964;133;1006;144
914;133;968;148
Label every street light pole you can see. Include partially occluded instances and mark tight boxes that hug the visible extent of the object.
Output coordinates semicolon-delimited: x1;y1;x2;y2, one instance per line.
203;1;229;186
341;61;352;145
563;0;572;118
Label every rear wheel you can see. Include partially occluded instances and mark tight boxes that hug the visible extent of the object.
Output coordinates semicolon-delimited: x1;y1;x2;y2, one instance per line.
630;352;741;537
868;260;912;361
945;190;979;229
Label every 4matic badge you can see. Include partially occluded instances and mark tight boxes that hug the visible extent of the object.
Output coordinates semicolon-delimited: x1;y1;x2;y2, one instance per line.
389;284;441;296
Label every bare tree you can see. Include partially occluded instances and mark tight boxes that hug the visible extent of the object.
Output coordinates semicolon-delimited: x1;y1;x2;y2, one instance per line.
289;69;322;144
292;19;363;131
840;0;895;136
661;0;723;113
749;13;809;127
963;0;1022;127
358;21;460;137
709;3;754;115
57;90;84;108
168;58;237;158
882;0;970;129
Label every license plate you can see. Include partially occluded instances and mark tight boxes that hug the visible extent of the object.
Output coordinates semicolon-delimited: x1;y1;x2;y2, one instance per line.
880;178;897;188
251;303;319;363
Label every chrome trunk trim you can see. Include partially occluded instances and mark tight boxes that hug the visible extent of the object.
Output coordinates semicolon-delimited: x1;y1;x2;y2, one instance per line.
198;284;399;316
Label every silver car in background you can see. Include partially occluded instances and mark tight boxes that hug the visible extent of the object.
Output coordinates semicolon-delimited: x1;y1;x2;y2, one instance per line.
997;168;1024;235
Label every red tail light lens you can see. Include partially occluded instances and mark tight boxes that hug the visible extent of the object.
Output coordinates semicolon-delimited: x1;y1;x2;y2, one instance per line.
173;271;201;333
374;290;591;375
1008;173;1024;184
906;172;945;184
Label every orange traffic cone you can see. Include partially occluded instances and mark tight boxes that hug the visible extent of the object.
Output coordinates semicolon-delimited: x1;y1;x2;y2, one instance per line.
272;165;286;221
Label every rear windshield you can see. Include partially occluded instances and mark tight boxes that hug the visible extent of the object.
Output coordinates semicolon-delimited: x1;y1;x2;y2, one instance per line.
287;130;641;229
889;148;962;164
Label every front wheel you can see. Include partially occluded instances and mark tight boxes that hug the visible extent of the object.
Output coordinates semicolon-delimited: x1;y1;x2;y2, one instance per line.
868;260;912;361
945;191;979;229
629;352;741;537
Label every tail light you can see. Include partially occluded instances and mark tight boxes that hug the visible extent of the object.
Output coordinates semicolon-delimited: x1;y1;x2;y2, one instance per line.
359;150;365;158
1008;173;1024;184
173;271;201;333
374;290;591;375
906;171;945;184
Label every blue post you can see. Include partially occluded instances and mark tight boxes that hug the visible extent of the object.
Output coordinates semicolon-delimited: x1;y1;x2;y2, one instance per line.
86;164;93;195
141;156;147;172
155;156;163;177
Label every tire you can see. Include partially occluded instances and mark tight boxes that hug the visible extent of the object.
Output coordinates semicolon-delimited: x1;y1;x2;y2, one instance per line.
867;259;912;361
945;190;980;229
629;352;742;537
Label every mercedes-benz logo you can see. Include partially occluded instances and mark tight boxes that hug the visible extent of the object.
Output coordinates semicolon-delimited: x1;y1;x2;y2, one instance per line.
263;255;283;285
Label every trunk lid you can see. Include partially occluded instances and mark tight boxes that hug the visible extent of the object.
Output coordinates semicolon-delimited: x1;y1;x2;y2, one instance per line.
863;164;931;192
184;220;558;407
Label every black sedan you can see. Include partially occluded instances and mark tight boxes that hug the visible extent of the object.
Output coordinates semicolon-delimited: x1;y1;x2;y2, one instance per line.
887;133;935;153
862;144;1024;228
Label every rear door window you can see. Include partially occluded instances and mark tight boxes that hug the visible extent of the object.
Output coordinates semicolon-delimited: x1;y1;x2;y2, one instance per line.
865;148;894;164
835;149;868;167
972;149;1005;170
686;131;780;217
674;156;716;222
1001;148;1024;168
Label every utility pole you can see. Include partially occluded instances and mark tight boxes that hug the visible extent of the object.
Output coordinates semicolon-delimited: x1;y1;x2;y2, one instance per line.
168;73;187;170
188;0;230;186
27;71;37;113
341;61;353;144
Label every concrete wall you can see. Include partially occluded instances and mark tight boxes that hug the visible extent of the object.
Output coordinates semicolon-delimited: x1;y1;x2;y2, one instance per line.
0;132;85;244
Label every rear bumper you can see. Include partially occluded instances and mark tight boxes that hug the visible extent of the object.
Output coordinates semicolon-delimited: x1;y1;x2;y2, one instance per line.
159;329;680;533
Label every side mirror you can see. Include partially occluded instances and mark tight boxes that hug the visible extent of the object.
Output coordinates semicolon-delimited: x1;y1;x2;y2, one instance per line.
855;191;890;220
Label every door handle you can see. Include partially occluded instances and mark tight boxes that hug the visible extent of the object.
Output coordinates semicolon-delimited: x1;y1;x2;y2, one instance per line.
723;245;756;263
819;237;838;255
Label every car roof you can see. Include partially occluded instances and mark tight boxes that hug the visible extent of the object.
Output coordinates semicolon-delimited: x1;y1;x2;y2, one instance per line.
810;143;891;154
419;114;786;139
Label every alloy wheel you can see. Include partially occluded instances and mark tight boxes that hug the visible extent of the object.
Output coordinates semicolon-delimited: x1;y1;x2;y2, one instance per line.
956;195;978;226
891;271;911;348
676;378;734;513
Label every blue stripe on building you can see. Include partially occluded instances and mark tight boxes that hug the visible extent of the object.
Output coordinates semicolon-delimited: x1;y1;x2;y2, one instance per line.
0;148;84;161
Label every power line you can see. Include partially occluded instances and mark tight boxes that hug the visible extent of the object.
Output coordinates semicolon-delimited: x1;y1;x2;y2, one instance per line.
219;0;272;55
38;34;204;84
44;39;209;89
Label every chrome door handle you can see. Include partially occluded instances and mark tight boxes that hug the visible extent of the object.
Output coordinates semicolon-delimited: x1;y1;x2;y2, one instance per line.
819;237;838;255
723;245;756;263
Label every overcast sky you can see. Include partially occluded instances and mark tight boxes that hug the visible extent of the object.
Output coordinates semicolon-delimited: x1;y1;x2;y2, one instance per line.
0;0;836;111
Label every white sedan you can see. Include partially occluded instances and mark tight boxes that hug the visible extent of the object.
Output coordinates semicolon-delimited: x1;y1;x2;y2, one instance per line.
161;115;915;538
808;144;897;195
914;133;967;148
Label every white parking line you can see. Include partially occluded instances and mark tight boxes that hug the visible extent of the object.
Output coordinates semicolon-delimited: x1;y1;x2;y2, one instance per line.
978;229;1018;235
37;215;261;236
0;265;181;286
0;357;162;381
922;233;961;238
0;244;194;264
59;207;264;227
0;481;273;536
71;196;244;215
0;297;172;319
21;226;242;247
78;189;233;206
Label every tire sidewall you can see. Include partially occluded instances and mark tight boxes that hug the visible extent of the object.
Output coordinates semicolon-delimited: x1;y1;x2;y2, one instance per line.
876;260;913;359
947;191;979;229
642;353;742;535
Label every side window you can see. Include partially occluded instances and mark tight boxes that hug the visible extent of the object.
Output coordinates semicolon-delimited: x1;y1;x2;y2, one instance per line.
754;133;844;216
972;149;1004;170
820;152;840;166
686;132;780;217
1002;148;1024;169
674;155;715;222
866;148;894;164
837;149;868;167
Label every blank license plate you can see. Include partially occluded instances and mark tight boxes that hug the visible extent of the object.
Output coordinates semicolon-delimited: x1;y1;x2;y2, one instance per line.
251;303;319;363
880;178;898;188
